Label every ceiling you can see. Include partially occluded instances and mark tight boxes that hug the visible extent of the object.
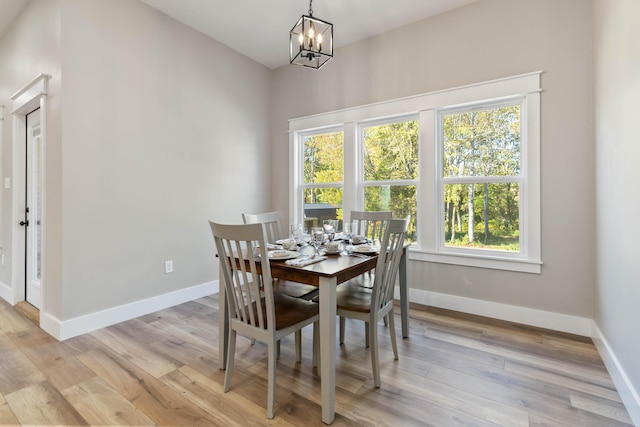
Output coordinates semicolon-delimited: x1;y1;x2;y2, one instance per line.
1;0;477;69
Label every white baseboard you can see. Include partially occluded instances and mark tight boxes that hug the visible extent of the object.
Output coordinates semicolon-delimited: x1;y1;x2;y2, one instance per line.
41;280;219;341
0;281;15;305
592;322;640;427
396;287;593;337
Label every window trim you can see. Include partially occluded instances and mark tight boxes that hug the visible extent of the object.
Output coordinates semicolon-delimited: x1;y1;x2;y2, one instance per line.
435;97;525;260
289;72;542;273
358;116;420;226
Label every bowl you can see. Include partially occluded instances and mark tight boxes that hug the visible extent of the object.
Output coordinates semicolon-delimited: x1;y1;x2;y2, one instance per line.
324;242;341;252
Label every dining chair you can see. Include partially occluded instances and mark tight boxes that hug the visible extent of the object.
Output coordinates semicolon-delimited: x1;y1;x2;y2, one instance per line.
210;221;319;419
242;211;319;300
344;210;393;343
334;217;409;388
348;210;392;293
241;211;282;244
349;210;393;244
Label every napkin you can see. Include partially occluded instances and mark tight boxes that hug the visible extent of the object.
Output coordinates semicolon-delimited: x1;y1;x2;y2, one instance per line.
285;256;327;267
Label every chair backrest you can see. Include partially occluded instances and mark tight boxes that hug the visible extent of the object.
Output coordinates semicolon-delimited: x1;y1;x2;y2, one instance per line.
210;221;276;332
371;217;410;315
349;210;393;243
242;211;282;243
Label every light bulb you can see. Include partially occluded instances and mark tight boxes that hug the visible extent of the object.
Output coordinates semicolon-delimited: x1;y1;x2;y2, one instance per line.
308;22;315;48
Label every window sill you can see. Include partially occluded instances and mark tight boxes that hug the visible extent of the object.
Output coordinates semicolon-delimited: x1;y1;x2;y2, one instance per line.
407;246;542;274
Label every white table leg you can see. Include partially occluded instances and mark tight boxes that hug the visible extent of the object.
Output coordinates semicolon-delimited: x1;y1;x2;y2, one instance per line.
319;276;337;424
399;249;409;338
218;268;228;370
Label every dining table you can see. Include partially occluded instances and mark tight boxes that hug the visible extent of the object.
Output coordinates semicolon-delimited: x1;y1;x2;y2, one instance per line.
217;243;409;424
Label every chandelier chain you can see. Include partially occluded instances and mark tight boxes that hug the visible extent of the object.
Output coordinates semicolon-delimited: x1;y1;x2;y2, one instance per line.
308;0;313;16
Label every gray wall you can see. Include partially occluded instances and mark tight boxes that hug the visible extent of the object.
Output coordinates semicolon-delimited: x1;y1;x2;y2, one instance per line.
0;0;273;320
0;0;63;315
271;0;595;317
593;0;640;412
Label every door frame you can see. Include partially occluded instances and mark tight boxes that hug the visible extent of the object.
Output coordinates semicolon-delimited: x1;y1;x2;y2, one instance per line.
10;74;51;308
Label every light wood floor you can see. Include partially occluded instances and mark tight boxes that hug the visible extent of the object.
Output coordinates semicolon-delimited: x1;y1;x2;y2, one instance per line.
0;294;633;426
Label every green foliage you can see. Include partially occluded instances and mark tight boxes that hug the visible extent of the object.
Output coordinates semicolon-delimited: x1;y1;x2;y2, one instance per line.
445;230;520;251
303;131;344;184
364;121;418;181
443;105;521;251
303;132;344;209
443;106;520;177
363;121;418;241
365;186;417;242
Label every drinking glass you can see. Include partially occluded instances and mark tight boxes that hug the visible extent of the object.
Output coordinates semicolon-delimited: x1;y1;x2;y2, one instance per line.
290;223;303;242
323;220;337;242
343;221;357;254
311;227;324;256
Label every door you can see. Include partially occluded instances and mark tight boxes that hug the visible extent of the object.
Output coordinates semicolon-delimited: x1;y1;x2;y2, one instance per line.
23;109;43;309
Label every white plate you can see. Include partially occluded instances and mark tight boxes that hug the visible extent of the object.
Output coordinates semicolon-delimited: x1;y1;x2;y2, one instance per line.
276;235;311;245
353;245;378;254
267;250;300;260
324;248;342;254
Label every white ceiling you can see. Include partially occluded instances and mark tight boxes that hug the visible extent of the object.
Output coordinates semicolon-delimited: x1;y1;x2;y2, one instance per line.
140;0;477;69
0;0;477;69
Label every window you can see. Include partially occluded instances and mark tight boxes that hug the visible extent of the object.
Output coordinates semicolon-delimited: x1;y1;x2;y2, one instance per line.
440;103;522;253
289;72;541;273
300;129;344;229
361;119;418;242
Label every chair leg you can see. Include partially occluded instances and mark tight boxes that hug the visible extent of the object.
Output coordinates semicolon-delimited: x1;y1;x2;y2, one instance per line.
365;322;370;348
251;338;256;345
223;330;237;392
295;330;302;363
383;314;389;327
370;320;381;388
276;340;281;359
339;316;346;344
267;340;277;419
388;312;398;360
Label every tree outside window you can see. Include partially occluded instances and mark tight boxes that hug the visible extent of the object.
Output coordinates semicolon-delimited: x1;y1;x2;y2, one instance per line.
302;131;344;226
362;120;418;242
442;104;521;251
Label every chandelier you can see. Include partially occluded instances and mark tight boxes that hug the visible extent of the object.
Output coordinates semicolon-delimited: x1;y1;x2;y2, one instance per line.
289;0;333;69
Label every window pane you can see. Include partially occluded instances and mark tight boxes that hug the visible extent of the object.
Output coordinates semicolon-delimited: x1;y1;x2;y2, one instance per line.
363;121;418;181
304;188;343;228
443;182;519;252
443;106;520;177
364;185;417;242
303;131;344;184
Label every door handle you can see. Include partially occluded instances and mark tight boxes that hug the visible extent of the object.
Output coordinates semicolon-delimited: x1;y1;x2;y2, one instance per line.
19;220;29;227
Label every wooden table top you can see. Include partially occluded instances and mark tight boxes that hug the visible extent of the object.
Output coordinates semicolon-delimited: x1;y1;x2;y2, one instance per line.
219;244;379;287
268;252;377;286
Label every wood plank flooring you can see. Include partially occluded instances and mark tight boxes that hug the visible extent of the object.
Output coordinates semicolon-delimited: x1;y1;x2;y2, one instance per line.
0;295;634;426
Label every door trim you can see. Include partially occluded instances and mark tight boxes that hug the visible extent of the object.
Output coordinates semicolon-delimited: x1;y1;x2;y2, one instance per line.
10;74;50;309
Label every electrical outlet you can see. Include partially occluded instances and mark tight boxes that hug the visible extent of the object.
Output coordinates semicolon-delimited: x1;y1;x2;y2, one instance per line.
164;260;173;274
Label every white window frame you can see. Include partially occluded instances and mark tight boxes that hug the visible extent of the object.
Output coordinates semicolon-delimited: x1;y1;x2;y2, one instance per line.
289;72;542;273
358;116;419;235
290;126;345;227
432;98;530;261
